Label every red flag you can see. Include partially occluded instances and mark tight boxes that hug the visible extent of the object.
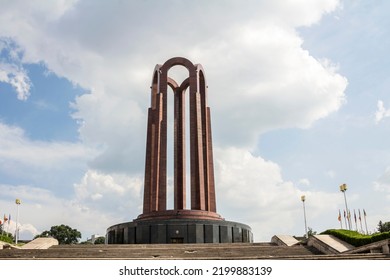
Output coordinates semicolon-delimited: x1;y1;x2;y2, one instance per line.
3;214;8;222
338;210;341;221
0;219;2;225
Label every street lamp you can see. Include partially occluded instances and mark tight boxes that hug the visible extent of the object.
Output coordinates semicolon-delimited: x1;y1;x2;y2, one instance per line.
339;184;350;230
301;195;308;238
15;199;21;244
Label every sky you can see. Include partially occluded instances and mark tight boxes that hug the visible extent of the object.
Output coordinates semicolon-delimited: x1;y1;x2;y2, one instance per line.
0;0;389;242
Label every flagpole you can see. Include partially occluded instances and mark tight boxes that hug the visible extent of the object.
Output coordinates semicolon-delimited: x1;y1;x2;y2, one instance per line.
301;195;308;238
348;210;351;231
15;199;21;244
2;215;9;236
338;210;343;229
363;209;368;235
340;184;351;230
343;210;347;230
4;219;8;236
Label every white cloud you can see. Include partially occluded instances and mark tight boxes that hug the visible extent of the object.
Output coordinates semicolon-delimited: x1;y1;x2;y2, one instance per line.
297;178;311;187
264;0;341;27
0;183;124;241
192;23;347;147
0;1;348;166
214;147;340;240
373;167;390;200
0;122;97;198
0;39;31;100
74;169;142;203
71;89;146;173
0;184;67;239
375;100;390;123
0;122;95;171
326;170;336;179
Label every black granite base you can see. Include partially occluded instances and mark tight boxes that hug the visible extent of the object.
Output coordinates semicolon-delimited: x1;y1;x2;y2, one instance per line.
106;219;253;244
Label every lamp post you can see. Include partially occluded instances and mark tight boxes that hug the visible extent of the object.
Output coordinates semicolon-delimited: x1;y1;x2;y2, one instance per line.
301;195;308;239
15;198;21;244
339;184;350;230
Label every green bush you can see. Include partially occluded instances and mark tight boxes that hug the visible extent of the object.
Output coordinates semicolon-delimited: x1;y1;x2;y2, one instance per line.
0;235;14;244
321;229;390;246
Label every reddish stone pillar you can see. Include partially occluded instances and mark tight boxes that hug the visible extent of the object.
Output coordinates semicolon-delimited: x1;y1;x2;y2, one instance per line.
142;57;217;218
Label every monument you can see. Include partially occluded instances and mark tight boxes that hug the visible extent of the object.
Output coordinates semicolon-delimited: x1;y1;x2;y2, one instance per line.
107;57;253;243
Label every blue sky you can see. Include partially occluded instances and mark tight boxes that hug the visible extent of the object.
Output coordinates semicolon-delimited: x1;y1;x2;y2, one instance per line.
0;0;389;241
0;63;81;142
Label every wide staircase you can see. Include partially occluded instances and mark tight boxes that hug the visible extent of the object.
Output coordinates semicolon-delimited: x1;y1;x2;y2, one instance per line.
0;242;323;259
1;236;388;259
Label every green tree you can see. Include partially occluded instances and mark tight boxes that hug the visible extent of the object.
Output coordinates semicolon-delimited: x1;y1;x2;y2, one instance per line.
94;236;105;244
0;224;14;243
307;227;317;236
377;220;390;233
36;224;81;244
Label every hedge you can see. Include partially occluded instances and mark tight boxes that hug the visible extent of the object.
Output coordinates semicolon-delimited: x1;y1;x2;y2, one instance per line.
321;229;390;247
0;235;14;244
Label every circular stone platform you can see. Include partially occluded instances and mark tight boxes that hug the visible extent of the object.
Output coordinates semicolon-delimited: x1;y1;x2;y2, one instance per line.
106;218;253;244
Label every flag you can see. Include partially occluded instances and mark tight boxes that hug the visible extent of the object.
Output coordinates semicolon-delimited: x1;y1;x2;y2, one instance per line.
354;210;357;223
363;209;367;217
359;209;362;221
344;210;346;218
338;210;341;221
3;214;8;222
8;214;11;225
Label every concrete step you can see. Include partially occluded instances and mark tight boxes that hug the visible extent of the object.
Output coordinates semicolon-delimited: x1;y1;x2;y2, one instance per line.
0;242;322;259
1;241;388;259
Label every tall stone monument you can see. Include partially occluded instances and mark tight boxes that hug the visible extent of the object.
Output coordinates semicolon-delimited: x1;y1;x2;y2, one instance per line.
107;57;252;243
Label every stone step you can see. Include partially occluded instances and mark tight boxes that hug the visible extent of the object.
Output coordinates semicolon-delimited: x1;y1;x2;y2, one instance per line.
1;241;388;259
0;243;321;259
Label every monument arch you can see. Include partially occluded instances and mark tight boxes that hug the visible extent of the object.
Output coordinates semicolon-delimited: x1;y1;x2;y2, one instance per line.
107;57;252;244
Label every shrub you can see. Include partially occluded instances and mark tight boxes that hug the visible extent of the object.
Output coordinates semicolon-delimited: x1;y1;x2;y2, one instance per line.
0;235;14;244
321;229;390;246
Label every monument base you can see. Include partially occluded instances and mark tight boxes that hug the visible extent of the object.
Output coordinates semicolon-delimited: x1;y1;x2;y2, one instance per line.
106;218;253;244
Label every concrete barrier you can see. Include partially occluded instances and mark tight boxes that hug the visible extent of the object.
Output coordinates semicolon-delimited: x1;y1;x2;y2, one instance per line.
22;238;59;249
308;235;354;254
0;241;20;250
271;235;300;246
